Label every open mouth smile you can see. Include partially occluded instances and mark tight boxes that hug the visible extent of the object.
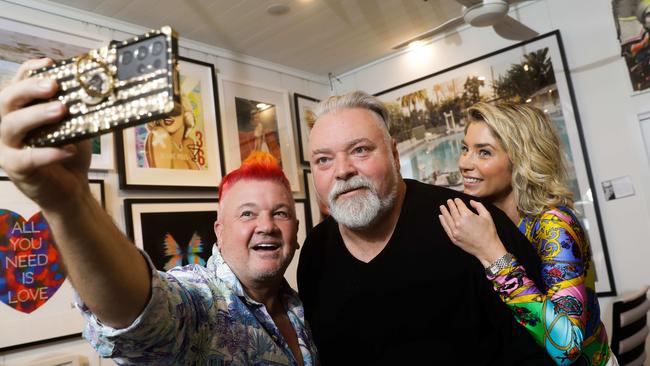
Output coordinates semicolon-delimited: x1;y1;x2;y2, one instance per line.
463;177;483;184
251;243;281;251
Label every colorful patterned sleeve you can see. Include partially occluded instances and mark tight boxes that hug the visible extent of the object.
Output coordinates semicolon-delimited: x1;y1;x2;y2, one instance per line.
487;208;589;365
76;250;212;364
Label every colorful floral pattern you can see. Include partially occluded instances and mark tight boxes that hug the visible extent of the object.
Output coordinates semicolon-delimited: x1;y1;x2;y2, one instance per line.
488;206;612;365
77;246;319;365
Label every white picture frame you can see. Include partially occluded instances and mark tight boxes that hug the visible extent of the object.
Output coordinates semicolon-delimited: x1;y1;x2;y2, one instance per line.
0;18;113;171
116;57;224;190
218;77;300;192
0;178;104;351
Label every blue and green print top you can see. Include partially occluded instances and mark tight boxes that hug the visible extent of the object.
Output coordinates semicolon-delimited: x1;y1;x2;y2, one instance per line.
76;245;319;365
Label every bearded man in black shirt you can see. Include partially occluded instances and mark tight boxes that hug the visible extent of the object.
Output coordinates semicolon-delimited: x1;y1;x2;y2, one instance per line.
297;91;554;366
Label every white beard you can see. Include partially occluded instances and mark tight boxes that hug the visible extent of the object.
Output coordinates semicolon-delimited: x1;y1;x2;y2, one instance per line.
328;175;396;230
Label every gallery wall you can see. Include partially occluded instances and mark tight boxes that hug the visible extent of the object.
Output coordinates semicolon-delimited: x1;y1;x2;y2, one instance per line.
335;0;650;354
0;0;328;364
1;0;649;364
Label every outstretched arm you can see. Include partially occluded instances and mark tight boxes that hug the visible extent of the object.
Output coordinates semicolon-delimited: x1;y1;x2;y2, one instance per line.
439;199;588;365
0;59;150;328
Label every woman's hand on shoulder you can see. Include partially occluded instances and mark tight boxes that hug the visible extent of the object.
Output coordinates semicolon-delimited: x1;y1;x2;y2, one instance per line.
438;199;507;267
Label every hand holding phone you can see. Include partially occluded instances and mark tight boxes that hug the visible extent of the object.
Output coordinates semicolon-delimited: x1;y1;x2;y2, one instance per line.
24;26;181;147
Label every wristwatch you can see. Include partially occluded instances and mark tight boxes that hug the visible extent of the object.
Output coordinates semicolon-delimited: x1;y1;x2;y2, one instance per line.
485;253;514;277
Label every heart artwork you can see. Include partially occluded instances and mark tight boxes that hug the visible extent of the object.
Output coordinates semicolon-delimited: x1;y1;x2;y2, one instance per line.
0;209;65;314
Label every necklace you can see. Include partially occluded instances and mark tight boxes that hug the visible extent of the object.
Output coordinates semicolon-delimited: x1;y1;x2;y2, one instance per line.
172;140;184;151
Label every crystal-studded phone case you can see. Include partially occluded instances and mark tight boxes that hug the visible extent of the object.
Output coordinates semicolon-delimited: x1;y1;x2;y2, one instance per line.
25;26;181;147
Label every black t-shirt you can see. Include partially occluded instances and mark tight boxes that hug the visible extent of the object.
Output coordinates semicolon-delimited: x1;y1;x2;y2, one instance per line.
297;179;554;365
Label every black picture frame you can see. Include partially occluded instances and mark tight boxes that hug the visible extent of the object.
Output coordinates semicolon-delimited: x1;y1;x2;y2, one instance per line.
124;198;219;271
124;197;310;291
116;56;225;191
293;93;321;165
375;30;616;296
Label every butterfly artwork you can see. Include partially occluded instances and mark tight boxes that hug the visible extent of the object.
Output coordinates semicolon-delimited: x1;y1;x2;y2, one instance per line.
162;231;206;270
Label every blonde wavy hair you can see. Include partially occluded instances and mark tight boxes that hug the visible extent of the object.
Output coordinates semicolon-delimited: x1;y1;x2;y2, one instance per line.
466;102;574;216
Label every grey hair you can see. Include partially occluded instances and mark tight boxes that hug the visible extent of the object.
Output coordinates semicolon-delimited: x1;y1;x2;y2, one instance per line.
313;91;392;127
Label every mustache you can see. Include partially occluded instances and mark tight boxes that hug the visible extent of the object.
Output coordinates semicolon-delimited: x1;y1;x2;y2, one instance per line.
328;176;374;202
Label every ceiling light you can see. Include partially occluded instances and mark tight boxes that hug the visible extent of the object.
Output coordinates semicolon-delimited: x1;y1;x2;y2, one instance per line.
407;40;425;50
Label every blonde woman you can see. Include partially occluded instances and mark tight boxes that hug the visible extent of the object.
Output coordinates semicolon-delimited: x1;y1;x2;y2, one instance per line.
439;103;616;366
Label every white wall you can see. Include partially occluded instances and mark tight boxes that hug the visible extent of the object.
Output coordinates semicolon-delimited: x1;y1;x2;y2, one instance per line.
336;0;650;354
2;0;649;363
0;0;328;364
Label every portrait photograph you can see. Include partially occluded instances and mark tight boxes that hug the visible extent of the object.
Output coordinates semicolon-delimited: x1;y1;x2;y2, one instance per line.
235;97;282;165
218;77;301;192
117;57;224;190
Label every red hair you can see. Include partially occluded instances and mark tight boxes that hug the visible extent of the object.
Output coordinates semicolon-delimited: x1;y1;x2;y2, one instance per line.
218;151;291;201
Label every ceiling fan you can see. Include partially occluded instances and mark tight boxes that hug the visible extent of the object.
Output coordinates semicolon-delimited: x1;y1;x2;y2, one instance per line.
392;0;538;49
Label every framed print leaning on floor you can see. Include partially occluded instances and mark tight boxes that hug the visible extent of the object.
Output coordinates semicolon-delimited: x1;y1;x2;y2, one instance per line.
0;18;113;171
375;31;616;296
116;57;224;190
218;77;301;192
0;177;105;351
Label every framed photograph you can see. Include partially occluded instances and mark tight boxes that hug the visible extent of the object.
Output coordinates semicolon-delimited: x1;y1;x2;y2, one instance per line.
375;31;616;296
0;18;113;171
303;169;327;228
612;0;650;92
124;199;218;271
116;57;224;190
293;93;320;165
218;77;300;192
0;177;105;351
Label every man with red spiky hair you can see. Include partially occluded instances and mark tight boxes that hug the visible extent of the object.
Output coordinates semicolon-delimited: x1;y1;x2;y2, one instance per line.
0;59;319;365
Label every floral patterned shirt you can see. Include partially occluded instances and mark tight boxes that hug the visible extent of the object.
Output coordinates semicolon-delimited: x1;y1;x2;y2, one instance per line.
76;246;319;365
488;206;611;365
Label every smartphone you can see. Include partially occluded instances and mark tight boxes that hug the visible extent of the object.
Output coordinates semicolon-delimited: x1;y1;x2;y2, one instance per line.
24;26;181;147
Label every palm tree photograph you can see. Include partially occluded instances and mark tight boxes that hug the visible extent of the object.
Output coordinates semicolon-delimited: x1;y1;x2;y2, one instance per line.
378;43;572;196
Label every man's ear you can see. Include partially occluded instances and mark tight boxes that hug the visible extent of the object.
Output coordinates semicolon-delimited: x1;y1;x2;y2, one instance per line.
392;138;401;171
214;219;223;247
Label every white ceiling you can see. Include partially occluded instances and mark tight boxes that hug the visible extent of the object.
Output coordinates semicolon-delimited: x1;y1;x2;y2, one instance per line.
43;0;463;76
